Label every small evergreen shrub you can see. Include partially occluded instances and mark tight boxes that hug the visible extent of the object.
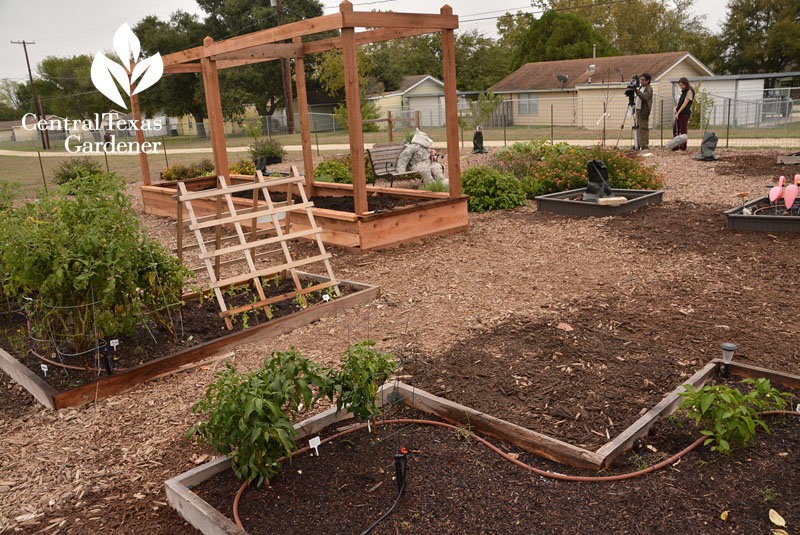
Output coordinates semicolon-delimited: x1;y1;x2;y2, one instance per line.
250;138;286;163
461;166;526;212
53;156;104;185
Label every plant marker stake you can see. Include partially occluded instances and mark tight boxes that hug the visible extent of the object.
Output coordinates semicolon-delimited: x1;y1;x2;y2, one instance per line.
309;436;321;456
323;294;330;302
40;363;48;377
110;339;119;351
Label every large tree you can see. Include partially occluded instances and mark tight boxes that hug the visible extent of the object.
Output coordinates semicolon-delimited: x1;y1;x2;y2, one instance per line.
36;55;109;119
717;0;800;74
534;0;714;60
510;11;617;71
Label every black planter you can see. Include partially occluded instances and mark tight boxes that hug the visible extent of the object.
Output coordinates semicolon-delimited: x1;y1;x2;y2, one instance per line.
725;195;800;233
535;188;664;217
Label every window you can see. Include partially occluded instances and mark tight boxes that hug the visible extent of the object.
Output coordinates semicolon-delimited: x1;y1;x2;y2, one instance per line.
517;93;539;115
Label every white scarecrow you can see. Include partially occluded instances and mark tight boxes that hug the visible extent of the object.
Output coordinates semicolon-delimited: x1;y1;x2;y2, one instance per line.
396;129;445;185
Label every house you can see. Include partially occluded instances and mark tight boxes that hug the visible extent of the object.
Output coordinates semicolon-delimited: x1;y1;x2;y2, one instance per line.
668;71;800;128
0;120;18;143
491;52;714;130
370;75;467;128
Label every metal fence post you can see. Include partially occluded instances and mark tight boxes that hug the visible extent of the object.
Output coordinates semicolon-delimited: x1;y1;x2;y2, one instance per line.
37;151;47;194
602;101;607;147
726;97;731;148
550;105;554;145
503;104;507;147
161;136;169;168
660;99;664;147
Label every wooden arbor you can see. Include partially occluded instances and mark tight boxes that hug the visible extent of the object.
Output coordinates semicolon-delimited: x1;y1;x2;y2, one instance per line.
132;1;463;218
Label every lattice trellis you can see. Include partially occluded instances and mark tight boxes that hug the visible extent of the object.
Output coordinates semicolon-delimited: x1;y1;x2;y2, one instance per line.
177;167;340;329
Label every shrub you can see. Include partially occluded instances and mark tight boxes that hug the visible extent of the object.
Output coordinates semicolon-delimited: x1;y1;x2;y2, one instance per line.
0;173;189;364
461;166;527;212
250;138;286;163
161;160;216;182
587;146;664;190
0;181;18;213
53;156;104;185
230;159;255;175
420;180;448;192
679;378;794;455
315;159;352;184
332;341;395;421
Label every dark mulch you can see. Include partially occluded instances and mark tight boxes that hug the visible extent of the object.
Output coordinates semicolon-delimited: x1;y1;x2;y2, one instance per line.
196;406;800;535
0;279;354;393
405;201;799;450
230;189;429;213
715;153;800;180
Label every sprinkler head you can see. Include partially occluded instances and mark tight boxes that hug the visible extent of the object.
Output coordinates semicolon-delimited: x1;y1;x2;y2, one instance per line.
720;342;737;378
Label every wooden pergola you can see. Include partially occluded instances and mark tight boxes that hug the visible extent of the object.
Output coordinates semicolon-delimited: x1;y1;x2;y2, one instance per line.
131;1;462;217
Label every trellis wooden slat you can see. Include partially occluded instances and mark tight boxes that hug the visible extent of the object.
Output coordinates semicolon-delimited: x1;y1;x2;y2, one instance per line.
178;176;300;202
189;202;312;231
199;228;321;259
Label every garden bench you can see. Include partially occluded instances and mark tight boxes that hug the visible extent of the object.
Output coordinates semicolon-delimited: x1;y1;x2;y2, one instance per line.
366;142;416;187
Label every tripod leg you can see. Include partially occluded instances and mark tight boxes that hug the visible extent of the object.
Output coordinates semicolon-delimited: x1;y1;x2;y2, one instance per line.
615;105;632;149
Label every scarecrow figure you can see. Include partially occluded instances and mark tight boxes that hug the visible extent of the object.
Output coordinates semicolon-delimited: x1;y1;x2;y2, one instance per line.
396;128;445;184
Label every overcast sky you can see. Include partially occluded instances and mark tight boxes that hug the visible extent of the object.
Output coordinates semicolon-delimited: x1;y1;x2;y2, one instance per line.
0;0;727;82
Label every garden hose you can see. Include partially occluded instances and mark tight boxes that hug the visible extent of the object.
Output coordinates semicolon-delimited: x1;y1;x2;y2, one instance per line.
232;412;800;532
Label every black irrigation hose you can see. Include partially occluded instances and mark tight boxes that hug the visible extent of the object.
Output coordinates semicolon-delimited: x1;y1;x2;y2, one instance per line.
359;474;406;535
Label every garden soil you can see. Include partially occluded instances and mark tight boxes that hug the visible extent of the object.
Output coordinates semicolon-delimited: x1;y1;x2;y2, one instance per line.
0;148;798;534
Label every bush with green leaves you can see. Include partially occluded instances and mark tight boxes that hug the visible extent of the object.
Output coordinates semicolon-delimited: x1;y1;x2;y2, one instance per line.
332;340;396;421
161;159;215;182
230;159;255;175
315;158;352;184
188;342;396;486
188;349;333;486
679;378;795;456
461;166;527;212
53;156;104;185
250;138;286;163
420;180;448;192
0;173;189;364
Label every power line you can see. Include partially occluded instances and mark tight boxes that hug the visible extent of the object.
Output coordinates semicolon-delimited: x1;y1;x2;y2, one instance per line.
460;0;631;23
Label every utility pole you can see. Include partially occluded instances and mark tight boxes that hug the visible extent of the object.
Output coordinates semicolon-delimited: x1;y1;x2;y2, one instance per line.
275;0;295;134
11;40;49;149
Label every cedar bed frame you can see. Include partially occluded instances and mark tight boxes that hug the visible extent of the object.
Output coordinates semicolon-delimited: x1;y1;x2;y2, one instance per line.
0;272;379;410
165;359;800;535
133;1;469;252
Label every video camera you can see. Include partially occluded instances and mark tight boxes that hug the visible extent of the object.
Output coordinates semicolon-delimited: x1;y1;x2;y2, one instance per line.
624;74;640;106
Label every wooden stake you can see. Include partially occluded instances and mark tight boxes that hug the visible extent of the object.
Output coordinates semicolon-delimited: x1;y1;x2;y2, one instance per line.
440;5;461;197
130;93;151;186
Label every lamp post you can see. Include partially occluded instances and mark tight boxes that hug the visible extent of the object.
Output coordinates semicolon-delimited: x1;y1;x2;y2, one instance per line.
720;342;737;378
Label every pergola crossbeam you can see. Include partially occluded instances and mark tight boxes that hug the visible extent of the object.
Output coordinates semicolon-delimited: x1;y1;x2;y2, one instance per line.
210;42;304;62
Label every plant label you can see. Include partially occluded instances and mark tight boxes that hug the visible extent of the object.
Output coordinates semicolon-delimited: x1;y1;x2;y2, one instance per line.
309;436;321;456
110;339;120;351
322;294;330;302
40;364;48;376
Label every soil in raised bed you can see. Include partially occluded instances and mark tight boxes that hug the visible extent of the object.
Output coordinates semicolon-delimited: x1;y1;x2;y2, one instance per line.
0;278;356;393
229;189;428;213
195;404;800;534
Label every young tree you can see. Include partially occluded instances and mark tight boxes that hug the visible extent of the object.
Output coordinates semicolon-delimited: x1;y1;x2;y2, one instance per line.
510;11;617;71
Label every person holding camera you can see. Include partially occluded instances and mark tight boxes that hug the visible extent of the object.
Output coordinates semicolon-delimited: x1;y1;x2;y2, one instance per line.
672;77;694;151
634;73;653;150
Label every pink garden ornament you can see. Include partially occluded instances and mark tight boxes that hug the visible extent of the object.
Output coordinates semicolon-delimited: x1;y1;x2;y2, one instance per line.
769;175;786;203
784;174;800;211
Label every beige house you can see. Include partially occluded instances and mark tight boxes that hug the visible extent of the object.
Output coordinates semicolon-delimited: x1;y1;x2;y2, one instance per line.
491;52;714;130
370;75;467;128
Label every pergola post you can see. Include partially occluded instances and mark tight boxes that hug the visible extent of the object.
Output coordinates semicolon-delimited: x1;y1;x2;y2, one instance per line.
440;5;461;197
293;37;315;197
340;0;368;215
200;36;231;183
130;93;151;186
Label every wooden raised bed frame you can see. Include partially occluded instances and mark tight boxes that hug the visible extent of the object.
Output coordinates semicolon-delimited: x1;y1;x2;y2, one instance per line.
0;272;379;410
535;188;664;217
142;175;469;252
135;1;468;251
166;360;800;535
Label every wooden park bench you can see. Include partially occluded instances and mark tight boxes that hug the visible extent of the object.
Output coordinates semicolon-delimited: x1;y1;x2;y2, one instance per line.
366;142;416;187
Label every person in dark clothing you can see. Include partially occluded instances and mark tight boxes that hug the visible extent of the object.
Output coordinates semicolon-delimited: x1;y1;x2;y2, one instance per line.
673;77;694;151
634;73;653;150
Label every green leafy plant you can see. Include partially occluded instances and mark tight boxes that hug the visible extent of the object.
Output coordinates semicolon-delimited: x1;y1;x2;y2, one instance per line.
0;181;19;213
420;180;448;192
761;487;781;503
461;166;527;212
630;452;649;471
250;138;286;163
188;349;332;486
53;156;104;185
458;90;504;130
315;159;352;184
230;159;256;175
332;340;396;422
161;159;215;182
0;173;189;367
678;378;794;455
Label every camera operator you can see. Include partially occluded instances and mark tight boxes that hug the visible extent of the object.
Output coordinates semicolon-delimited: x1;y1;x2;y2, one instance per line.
634;73;652;150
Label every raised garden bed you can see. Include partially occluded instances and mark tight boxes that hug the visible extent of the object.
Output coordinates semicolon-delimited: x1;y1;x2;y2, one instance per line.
725;195;800;233
143;177;469;252
0;272;379;410
167;361;800;535
535;188;664;217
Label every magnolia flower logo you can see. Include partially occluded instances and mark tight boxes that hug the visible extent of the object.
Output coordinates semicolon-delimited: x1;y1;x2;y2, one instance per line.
91;23;163;109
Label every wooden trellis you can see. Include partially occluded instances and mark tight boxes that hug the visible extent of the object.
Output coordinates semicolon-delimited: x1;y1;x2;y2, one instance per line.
177;167;340;329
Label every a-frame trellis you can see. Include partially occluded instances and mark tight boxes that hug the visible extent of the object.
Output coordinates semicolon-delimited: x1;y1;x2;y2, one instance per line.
177;167;339;329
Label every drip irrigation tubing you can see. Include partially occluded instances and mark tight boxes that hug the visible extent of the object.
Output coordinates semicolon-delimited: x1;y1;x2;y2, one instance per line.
231;411;800;531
